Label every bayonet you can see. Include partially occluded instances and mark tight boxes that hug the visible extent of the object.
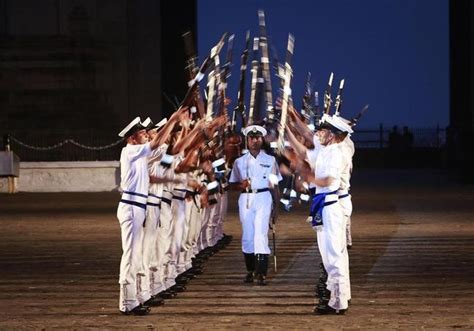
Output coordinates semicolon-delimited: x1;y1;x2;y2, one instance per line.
350;104;369;126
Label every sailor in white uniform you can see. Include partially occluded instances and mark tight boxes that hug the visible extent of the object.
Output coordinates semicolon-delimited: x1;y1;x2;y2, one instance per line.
229;125;282;286
116;109;186;315
307;115;353;315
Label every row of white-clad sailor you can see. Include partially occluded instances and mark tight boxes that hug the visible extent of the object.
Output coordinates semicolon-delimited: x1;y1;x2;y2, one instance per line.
116;110;231;315
285;110;355;315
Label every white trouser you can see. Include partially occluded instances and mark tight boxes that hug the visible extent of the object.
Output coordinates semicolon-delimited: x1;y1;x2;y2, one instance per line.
208;194;221;247
238;191;272;254
171;197;187;274
142;205;166;296
117;202;146;312
316;201;351;310
339;195;353;246
183;197;201;267
157;198;176;289
216;190;228;240
198;204;213;251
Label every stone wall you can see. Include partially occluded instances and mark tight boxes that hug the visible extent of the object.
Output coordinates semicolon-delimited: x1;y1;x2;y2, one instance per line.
0;161;119;193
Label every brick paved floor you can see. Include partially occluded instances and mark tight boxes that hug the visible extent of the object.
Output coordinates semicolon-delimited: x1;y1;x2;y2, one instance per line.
0;170;473;329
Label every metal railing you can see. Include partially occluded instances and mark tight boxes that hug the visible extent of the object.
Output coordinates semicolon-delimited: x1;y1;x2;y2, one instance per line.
2;125;447;162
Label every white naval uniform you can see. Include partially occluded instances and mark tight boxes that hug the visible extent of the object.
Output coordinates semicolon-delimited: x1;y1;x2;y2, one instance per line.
338;136;355;247
182;172;202;269
172;161;189;275
229;151;282;254
142;144;168;297
313;143;351;311
117;142;152;312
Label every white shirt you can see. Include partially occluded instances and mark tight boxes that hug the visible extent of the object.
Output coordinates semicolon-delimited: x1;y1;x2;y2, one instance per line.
339;136;355;191
147;144;168;196
306;134;323;189
314;143;343;194
229;150;282;189
120;142;152;195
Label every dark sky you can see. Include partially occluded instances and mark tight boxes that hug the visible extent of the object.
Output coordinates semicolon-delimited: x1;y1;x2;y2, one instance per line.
198;0;449;129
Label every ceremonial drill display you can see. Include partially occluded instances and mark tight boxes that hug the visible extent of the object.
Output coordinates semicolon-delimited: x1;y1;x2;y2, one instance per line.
116;10;368;316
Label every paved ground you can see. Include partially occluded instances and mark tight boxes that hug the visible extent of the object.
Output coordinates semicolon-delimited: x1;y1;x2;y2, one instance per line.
0;169;473;329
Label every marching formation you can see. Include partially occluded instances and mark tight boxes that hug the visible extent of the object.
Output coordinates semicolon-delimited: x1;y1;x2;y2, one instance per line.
115;10;368;316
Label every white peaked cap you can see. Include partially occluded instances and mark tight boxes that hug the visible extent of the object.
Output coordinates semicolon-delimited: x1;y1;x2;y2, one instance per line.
155;117;168;130
242;125;267;137
141;117;152;128
322;115;353;134
118;117;142;137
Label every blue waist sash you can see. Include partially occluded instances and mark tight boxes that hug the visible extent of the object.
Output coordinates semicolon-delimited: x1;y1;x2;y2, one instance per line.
309;190;338;227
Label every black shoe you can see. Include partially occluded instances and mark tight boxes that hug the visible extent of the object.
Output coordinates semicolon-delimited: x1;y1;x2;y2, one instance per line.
157;290;176;299
313;304;346;315
347;244;352;250
176;276;190;285
170;284;186;293
121;304;151;316
243;272;254;283
256;274;267;286
143;296;164;307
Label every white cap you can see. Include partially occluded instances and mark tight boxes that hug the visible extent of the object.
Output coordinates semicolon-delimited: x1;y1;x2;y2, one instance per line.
118;117;143;138
141;117;152;128
242;125;267;137
155;118;168;130
322;115;353;134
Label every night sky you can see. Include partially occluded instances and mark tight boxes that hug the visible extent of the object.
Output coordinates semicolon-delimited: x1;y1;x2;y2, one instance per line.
198;0;449;129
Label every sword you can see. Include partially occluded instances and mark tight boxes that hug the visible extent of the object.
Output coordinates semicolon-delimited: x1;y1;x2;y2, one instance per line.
270;187;278;272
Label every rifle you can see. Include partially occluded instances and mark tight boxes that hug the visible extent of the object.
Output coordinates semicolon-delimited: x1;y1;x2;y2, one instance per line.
301;72;314;125
314;91;321;125
258;10;275;122
334;79;345;116
180;33;227;109
248;37;260;125
323;72;334;114
232;31;250;130
350;104;369;126
182;31;203;119
277;33;295;152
